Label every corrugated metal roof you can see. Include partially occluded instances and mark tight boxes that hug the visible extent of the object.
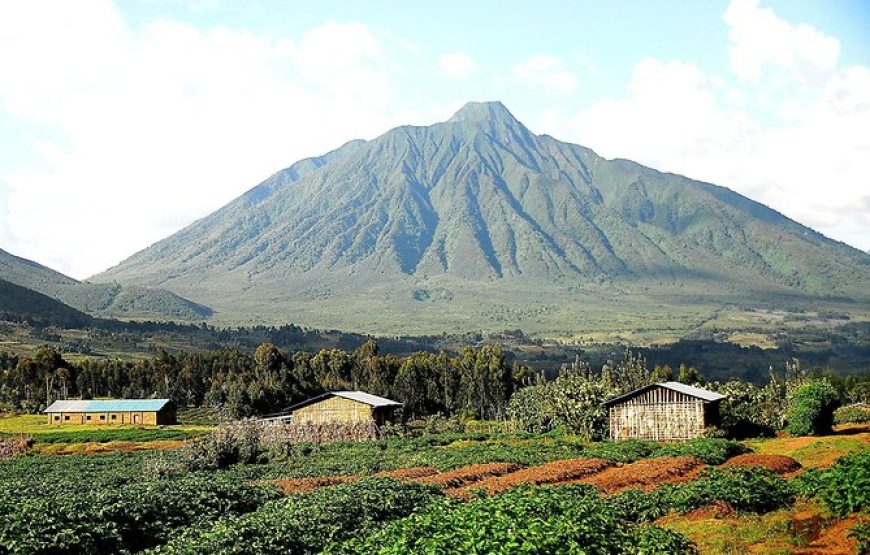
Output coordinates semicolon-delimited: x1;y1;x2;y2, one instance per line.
287;390;402;412
332;391;402;407
604;382;726;406
44;399;171;413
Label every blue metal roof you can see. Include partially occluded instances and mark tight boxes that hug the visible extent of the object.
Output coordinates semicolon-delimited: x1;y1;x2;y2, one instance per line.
44;399;171;413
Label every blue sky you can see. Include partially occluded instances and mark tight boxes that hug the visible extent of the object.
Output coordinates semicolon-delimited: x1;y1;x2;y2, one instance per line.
0;0;868;278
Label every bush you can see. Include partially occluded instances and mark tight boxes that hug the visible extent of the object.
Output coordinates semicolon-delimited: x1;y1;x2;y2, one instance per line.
786;381;840;436
508;374;618;440
180;420;262;470
712;380;784;438
834;404;870;425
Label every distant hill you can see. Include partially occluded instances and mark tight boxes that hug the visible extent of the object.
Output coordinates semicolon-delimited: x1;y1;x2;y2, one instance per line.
0;278;93;328
93;101;870;335
0;248;212;321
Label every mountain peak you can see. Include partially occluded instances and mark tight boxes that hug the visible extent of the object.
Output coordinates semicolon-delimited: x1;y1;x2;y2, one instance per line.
447;101;515;124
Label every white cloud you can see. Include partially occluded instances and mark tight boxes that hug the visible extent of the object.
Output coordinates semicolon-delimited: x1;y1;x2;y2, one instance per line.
0;3;413;278
437;52;477;79
724;0;840;84
513;55;578;95
568;49;870;251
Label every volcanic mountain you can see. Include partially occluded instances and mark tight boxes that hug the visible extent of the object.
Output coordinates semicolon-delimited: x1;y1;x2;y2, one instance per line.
92;102;870;334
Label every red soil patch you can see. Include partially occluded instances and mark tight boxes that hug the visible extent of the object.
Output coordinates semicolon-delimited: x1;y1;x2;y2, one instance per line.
721;453;802;475
374;467;439;480
414;462;522;489
791;511;861;555
273;475;358;494
452;458;614;498
578;456;707;494
682;500;736;520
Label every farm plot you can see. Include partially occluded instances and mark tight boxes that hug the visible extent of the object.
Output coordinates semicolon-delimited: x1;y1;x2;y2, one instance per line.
577;455;707;493
721;453;802;475
449;457;614;497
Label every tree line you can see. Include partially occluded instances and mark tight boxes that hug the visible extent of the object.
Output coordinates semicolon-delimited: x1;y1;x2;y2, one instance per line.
0;341;531;420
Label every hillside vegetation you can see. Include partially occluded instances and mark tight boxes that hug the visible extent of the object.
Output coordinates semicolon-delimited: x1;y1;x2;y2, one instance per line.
0;248;212;321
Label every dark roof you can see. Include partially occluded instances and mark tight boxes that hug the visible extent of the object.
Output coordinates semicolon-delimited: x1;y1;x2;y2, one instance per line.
287;391;402;412
604;382;726;407
45;399;171;413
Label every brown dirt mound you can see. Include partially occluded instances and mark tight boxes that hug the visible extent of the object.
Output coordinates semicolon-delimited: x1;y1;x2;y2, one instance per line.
722;453;802;475
273;475;358;494
791;512;861;555
415;462;522;489
578;456;707;493
682;500;736;520
375;467;439;480
457;458;614;497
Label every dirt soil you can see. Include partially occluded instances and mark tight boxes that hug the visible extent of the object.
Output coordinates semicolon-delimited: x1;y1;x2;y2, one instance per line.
790;510;860;555
447;458;614;498
682;500;736;520
721;453;802;475
414;462;523;489
577;456;707;493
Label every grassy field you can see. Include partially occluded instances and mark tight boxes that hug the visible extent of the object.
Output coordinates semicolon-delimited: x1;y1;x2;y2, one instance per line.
0;413;212;435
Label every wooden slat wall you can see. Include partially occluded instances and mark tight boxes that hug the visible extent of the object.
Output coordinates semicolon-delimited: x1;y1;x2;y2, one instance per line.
608;386;706;441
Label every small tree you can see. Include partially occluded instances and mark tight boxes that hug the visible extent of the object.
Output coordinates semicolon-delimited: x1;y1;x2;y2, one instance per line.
786;380;840;436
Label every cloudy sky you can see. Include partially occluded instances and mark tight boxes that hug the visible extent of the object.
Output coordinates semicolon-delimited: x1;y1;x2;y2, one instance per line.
0;0;868;279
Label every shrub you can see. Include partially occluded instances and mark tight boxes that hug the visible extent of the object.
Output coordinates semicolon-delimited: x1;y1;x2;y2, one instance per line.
834;404;870;425
712;380;784;438
786;380;840;436
508;374;618;440
180;420;262;470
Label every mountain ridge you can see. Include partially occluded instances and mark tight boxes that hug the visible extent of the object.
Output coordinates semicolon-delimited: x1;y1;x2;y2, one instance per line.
0;248;212;321
91;101;870;334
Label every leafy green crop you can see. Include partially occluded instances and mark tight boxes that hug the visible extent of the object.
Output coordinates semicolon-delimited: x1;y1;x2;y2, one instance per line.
148;478;441;555
326;485;694;555
793;451;870;517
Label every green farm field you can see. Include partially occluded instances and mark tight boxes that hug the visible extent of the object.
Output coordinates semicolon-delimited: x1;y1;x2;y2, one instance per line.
2;423;868;554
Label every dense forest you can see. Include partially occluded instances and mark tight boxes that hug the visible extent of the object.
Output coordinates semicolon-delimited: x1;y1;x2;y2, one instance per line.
0;342;531;419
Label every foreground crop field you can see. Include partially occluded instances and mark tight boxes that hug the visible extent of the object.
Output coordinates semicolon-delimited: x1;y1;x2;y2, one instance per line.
1;427;868;554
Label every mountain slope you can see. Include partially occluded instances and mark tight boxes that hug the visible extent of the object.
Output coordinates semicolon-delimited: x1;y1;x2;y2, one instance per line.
0;248;212;321
0;278;93;327
93;101;870;334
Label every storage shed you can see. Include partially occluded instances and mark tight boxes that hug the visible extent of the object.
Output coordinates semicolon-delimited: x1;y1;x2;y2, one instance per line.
44;399;176;426
604;382;725;441
288;391;401;426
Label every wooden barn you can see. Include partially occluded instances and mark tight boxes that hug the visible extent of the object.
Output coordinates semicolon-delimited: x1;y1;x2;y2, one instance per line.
44;399;176;426
604;382;725;441
287;391;402;426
